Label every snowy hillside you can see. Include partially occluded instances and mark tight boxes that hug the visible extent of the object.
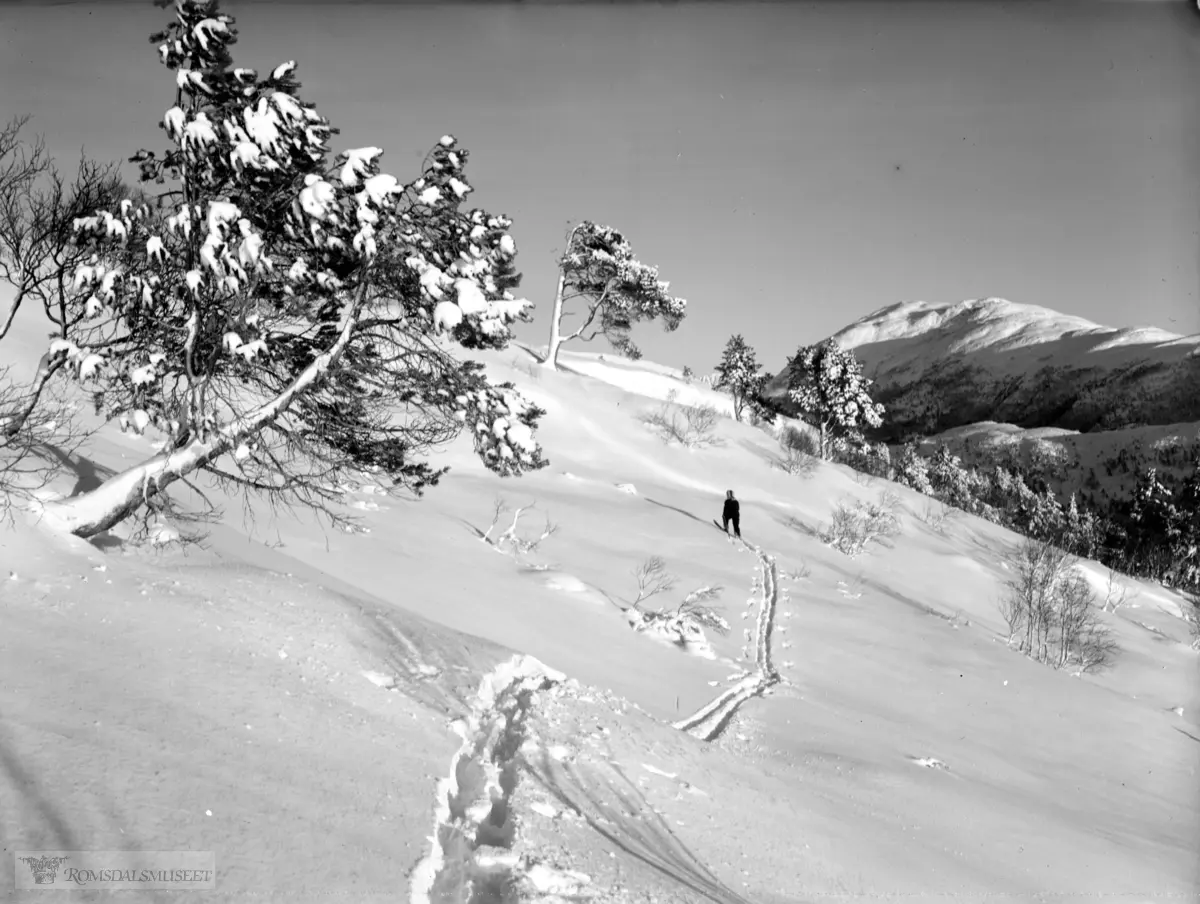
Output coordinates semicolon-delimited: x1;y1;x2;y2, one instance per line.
764;298;1200;438
2;326;1197;901
920;419;1200;512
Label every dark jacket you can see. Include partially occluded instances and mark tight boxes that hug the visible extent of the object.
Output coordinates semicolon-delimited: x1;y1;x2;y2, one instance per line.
722;498;740;520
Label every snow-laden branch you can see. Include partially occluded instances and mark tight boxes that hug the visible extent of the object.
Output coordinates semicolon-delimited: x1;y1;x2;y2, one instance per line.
35;0;549;538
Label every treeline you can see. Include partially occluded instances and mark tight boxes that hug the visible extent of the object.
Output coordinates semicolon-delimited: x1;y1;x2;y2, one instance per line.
703;334;1200;598
840;439;1199;595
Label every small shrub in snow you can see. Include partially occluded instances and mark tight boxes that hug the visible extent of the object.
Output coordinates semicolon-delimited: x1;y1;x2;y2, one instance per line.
776;444;818;478
631;555;676;604
780;425;818;454
997;539;1119;674
680;365;694;382
642;390;722;449
820;490;901;557
1099;566;1134;614
622;567;730;654
774;424;819;477
637;586;731;639
478;497;557;562
920;500;955;535
782;561;811;583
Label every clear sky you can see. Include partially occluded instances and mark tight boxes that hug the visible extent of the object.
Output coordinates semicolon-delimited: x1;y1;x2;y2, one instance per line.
1;0;1196;375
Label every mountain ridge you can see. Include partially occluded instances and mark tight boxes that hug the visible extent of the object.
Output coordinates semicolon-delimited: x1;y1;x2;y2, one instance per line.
765;297;1200;438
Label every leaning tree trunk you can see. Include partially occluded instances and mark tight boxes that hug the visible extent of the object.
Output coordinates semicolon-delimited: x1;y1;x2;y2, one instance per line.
40;285;366;538
39;436;232;537
542;266;568;371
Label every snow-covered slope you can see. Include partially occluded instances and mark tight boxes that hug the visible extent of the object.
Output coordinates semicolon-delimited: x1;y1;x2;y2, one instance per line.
765;298;1200;437
2;333;1198;902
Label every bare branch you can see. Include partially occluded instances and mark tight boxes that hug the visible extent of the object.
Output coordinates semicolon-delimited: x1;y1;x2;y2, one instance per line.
480;496;510;545
561;295;605;343
477;496;556;561
632;556;677;607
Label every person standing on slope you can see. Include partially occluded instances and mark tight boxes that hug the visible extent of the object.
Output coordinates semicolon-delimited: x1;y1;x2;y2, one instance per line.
722;490;741;539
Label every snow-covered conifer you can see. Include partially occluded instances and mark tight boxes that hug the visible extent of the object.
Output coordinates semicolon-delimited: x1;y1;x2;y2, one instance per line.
713;334;765;423
542;221;685;369
893;442;933;495
784;340;884;459
42;0;546;538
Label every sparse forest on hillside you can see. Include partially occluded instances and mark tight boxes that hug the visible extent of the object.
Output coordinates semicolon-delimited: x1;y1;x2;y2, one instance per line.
730;323;1200;604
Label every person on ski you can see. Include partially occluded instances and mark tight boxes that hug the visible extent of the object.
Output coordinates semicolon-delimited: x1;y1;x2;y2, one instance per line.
722;490;741;539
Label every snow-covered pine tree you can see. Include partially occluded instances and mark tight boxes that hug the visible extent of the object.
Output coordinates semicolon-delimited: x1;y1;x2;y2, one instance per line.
893;442;933;495
542;221;685;370
1174;472;1200;590
784;339;884;460
926;444;981;511
1122;466;1187;582
1061;492;1101;559
1021;486;1065;542
40;0;547;538
713;334;764;423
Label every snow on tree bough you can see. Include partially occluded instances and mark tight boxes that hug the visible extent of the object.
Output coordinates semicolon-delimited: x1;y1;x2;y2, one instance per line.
34;0;548;538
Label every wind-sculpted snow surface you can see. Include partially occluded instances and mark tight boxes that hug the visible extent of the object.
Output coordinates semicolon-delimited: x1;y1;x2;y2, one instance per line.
519;683;762;904
673;542;780;742
408;653;761;902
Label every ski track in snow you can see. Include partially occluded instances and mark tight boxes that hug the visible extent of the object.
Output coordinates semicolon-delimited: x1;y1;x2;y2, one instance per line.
407;546;785;899
673;540;781;742
409;654;598;903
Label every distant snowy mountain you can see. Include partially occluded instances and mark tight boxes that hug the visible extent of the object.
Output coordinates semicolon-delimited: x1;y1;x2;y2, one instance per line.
765;298;1200;439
